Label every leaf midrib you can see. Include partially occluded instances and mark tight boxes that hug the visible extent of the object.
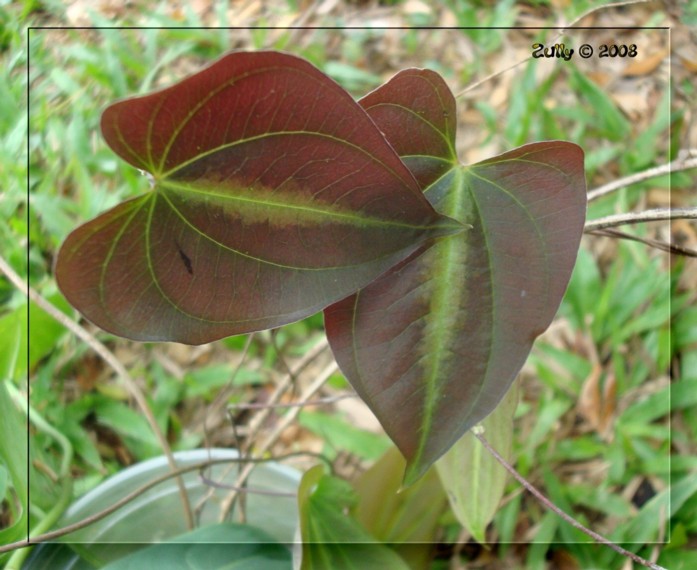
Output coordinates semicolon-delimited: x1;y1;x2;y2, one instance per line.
409;168;468;475
160;179;461;233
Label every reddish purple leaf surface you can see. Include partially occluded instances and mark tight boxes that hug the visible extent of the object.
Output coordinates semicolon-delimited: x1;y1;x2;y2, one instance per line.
55;52;460;344
359;68;457;189
324;69;587;483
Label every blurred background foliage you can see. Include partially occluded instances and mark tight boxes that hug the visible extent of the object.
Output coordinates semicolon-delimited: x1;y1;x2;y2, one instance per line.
1;0;696;568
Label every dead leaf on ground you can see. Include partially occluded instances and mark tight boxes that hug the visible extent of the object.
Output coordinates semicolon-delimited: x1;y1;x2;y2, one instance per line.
578;362;617;441
621;48;669;76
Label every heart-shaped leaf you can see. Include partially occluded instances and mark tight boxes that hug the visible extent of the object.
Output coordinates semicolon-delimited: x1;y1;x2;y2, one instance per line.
359;68;458;189
324;69;587;484
55;52;460;344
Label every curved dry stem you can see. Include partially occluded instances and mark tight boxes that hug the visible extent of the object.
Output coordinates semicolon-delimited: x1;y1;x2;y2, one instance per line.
472;431;667;570
588;153;697;202
0;254;194;530
585;207;697;231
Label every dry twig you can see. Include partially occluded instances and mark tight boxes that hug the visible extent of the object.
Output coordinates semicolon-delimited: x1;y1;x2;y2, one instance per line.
588;152;697;202
0;254;195;530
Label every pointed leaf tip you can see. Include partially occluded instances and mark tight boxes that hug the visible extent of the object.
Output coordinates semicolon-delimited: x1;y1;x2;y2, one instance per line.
326;67;587;483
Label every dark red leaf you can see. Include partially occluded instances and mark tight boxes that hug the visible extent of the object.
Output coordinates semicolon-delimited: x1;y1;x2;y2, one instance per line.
55;52;460;344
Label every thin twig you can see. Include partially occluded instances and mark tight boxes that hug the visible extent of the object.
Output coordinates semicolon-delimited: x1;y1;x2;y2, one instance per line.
244;336;329;443
216;337;327;518
198;450;332;497
585;207;697;231
472;431;668;570
234;334;328;522
198;477;295;497
588;154;697;202
0;254;194;530
231;393;355;411
219;359;338;521
193;333;256;524
192;336;330;524
202;332;256;447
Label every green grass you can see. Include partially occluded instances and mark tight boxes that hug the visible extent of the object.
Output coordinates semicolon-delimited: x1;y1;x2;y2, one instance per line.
1;2;695;569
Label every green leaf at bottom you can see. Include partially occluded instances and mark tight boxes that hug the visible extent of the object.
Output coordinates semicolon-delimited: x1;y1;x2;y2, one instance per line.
297;465;409;570
435;381;519;543
102;523;291;570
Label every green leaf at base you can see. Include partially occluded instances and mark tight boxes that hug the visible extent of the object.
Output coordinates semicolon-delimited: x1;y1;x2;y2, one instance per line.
435;381;519;543
297;465;410;570
101;523;291;570
352;446;448;569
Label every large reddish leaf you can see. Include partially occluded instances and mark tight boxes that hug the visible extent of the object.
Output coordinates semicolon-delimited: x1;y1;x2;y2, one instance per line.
324;69;587;484
55;52;461;344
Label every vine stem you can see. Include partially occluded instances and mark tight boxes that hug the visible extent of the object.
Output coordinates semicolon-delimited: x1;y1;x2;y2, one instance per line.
0;254;194;530
472;430;667;570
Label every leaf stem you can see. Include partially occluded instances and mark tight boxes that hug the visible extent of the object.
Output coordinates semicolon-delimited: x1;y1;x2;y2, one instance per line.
472;431;667;570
